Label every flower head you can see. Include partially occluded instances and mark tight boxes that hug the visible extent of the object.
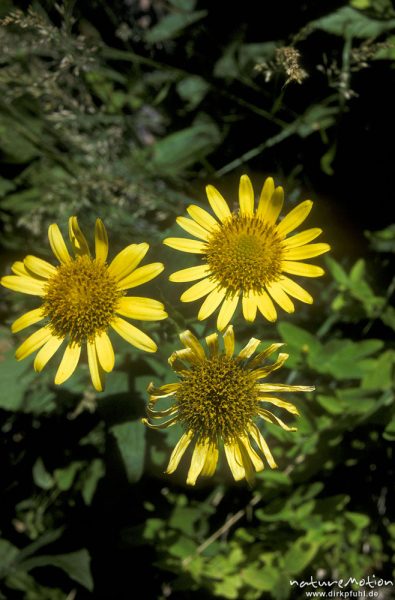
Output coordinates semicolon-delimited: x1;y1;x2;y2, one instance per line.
1;217;167;391
164;174;330;330
143;326;313;486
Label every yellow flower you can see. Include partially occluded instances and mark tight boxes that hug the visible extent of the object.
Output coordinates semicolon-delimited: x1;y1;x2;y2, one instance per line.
143;326;313;486
164;174;331;330
1;217;167;391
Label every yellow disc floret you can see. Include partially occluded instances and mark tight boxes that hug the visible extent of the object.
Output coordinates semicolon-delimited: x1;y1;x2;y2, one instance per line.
176;355;258;442
205;214;283;294
42;255;124;343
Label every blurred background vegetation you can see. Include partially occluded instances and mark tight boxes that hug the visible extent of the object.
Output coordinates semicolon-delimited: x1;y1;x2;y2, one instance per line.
0;0;394;598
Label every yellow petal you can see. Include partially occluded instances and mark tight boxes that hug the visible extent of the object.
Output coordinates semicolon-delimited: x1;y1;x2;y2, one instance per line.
176;216;210;241
146;405;178;419
148;381;180;400
34;335;64;372
116;297;167;321
257;383;315;393
179;330;206;360
187;439;210;485
24;256;56;279
239;174;254;216
266;283;295;313
11;261;29;276
224;441;245;481
256;176;275;219
265;186;284;224
169;348;200;370
276;200;313;237
223;324;235;356
278;276;313;304
95;218;109;263
117;263;164;290
95;332;115;373
256;291;277;322
108;243;149;281
242;292;257;322
251;352;289;380
169;264;210;283
142;416;178;429
283;243;331;260
15;326;52;360
11;308;44;333
48;223;71;264
198;287;226;320
205;332;219;356
239;434;264;472
282;227;323;248
163;237;207;254
281;261;324;278
1;275;46;296
205;184;232;222
249;343;286;369
111;316;157;352
258;409;297;432
87;339;105;391
249;423;277;468
237;441;257;486
201;444;219;477
187;204;219;232
54;343;81;384
180;277;218;302
237;336;261;361
166;431;194;474
217;293;239;331
68;216;90;257
258;396;299;415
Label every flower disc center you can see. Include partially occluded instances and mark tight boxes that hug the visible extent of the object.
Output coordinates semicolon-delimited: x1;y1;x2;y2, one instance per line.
42;255;123;343
175;355;258;442
205;214;284;294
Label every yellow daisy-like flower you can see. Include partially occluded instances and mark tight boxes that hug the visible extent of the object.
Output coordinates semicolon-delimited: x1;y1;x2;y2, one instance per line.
143;326;313;486
164;174;331;330
1;217;167;391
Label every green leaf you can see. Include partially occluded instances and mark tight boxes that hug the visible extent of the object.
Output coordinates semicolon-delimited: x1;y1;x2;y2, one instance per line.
0;539;19;577
278;322;321;358
110;421;146;483
152;120;221;172
0;115;40;163
242;564;278;591
238;42;277;69
18;550;93;591
365;224;395;253
284;537;320;574
168;0;197;11
0;176;15;197
213;574;242;599
326;256;349;285
362;350;395;390
145;10;207;44
32;458;54;490
316;394;343;415
311;339;383;379
176;76;210;110
345;511;370;529
383;416;395;441
312;6;395;38
53;462;84;491
0;342;36;411
81;459;105;505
